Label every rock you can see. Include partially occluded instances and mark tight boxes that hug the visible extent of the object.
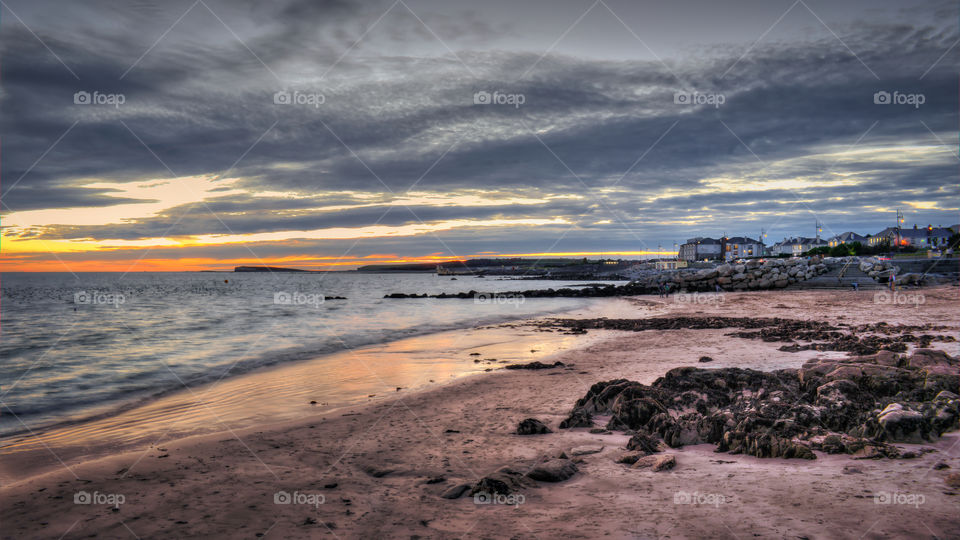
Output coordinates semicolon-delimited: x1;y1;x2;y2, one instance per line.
559;409;593;429
570;445;604;456
630;454;676;471
559;345;958;461
698;356;714;363
877;404;928;443
504;361;565;370
361;464;395;478
945;472;960;489
440;484;472;499
933;461;950;470
516;418;552;435
526;459;578;482
615;451;645;464
626;432;662;455
820;434;846;454
470;477;511;496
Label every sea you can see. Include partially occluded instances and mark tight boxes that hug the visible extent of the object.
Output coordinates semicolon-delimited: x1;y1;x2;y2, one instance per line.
0;271;616;442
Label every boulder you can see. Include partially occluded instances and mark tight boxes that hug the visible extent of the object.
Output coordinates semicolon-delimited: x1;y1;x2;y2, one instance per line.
516;418;552;435
569;445;604;456
625;431;662;455
630;454;676;471
440;483;472;499
559;409;593;429
877;404;928;443
526;459;578;482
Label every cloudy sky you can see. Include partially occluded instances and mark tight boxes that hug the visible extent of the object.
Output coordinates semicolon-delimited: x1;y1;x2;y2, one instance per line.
1;0;957;271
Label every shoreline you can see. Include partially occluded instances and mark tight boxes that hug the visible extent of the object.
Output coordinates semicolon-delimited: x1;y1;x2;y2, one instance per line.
2;288;958;539
0;297;644;484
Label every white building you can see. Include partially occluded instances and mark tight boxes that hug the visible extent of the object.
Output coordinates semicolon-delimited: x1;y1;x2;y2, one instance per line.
827;231;866;247
678;237;722;261
770;236;828;256
723;237;763;261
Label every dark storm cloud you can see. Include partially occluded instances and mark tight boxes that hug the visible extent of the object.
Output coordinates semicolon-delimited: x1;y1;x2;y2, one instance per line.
1;0;957;255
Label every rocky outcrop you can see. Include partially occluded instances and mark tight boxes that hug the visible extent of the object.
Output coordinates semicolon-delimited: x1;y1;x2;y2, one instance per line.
385;258;832;299
533;316;953;357
561;349;959;460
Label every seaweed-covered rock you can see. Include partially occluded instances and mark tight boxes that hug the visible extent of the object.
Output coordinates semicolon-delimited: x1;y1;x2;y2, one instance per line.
559;409;593;429
625;431;662;455
560;349;958;460
516;418;552;435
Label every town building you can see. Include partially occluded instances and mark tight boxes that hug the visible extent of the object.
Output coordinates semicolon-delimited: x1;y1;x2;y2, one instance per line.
769;236;828;256
869;225;953;248
678;237;722;261
722;236;763;261
826;231;866;247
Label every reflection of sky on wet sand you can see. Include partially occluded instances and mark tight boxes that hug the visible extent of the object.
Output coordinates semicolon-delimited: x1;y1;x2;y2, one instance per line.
0;325;591;480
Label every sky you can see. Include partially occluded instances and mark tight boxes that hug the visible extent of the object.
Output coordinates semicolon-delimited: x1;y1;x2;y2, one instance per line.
1;0;957;271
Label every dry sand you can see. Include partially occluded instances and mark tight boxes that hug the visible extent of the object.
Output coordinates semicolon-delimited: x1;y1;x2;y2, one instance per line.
1;287;958;539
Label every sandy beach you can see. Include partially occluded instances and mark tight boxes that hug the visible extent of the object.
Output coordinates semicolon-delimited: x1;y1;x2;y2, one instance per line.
2;288;958;539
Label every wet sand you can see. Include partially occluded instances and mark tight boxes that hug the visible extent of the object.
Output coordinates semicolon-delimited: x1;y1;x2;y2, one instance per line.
1;288;958;539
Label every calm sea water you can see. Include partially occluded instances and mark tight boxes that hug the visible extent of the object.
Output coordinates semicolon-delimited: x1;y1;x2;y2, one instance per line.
0;272;611;439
